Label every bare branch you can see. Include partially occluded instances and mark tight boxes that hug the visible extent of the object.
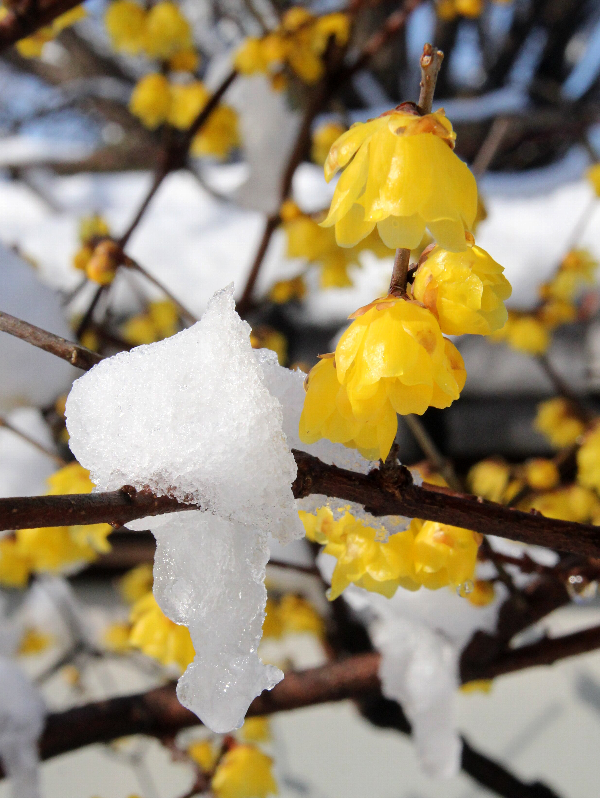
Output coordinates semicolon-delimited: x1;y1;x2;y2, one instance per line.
0;310;102;370
417;43;444;115
0;0;83;53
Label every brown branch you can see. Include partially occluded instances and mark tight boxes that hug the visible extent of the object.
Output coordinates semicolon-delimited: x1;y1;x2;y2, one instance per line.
0;0;83;53
5;453;600;559
0;310;102;370
118;70;238;248
28;623;600;784
0;417;65;466
388;248;410;296
417;43;444;115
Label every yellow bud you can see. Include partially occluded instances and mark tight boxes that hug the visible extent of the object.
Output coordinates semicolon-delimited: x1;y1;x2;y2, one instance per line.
130;73;172;129
189;739;219;772
143;1;192;59
168;82;209;130
169;47;200;72
240;716;271;743
587;163;600;197
85;240;122;285
460;679;493;694
524;458;560;491
105;0;147;54
455;0;483;16
436;0;457;20
534;397;585;449
73;245;93;272
467;459;510;503
211;744;278;798
466;580;495;607
269;276;306;304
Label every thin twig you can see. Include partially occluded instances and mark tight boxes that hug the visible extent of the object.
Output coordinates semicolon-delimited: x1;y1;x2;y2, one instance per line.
417;43;444;115
403;414;462;491
389;248;410;295
125;258;197;325
0;417;65;466
472;116;512;178
0;310;102;370
536;354;592;423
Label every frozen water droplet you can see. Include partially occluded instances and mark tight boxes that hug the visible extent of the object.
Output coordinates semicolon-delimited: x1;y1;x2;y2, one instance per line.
456;580;474;598
567;574;598;604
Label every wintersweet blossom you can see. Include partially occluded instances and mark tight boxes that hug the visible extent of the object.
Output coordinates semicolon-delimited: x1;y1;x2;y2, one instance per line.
105;0;146;53
412;242;511;335
321;107;477;251
129;73;172;129
539;249;598;302
142;0;192;58
466;580;495;607
526;485;599;523
467;458;511;503
298;355;399;462
188;739;220;772
119;563;154;605
300;508;420;599
129;592;195;671
534;397;585;448
122;300;179;346
211;744;278;798
524;458;560;491
491;313;549;355
262;594;325;638
234;8;350;85
577;426;600;492
335;296;466;420
240;717;272;743
311;121;346;165
410;519;481;590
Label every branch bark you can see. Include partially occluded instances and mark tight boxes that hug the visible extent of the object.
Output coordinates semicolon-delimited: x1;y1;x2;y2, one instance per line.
0;310;102;370
4;452;600;559
0;0;83;53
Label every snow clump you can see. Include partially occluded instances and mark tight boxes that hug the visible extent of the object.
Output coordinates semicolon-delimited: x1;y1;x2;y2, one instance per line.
66;284;303;731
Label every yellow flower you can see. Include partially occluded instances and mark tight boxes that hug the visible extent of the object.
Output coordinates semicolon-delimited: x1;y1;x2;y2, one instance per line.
169;47;200;72
492;313;549;355
130;73;172;129
335;296;466;420
262;597;284;639
300;508;420;600
240;717;271;743
467;459;510;503
466;580;495;607
143;1;192;58
311;122;346;165
212;744;277;798
129;592;195;671
460;679;492;694
191;105;240;159
123;300;179;345
189;739;220;772
168;82;209;129
412;243;511;336
455;0;483;16
18;627;53;656
526;485;598;523
577;426;600;492
105;0;147;54
299;355;399;462
534;397;585;448
79;214;110;244
0;537;32;588
278;595;325;638
73;245;93;273
411;519;481;590
85;240;122;285
119;563;154;605
321;108;477;251
539;250;597;303
537;299;576;329
234;37;270;74
586;163;600;197
524;458;560;491
103;621;132;653
269;276;307;304
250;327;287;365
15;5;85;57
436;0;457;20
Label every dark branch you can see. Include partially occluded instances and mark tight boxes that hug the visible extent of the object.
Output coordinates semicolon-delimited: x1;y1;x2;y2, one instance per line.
0;0;82;53
0;310;102;370
4;453;600;559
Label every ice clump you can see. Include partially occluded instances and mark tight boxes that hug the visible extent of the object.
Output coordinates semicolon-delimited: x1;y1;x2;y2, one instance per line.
66;285;303;731
335;575;504;778
0;658;45;798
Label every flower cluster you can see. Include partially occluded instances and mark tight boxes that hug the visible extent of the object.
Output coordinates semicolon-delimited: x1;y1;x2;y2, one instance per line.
130;76;239;157
300;507;481;599
72;215;120;285
535;398;586;448
0;464;112;587
128;592;195;670
105;0;198;68
1;5;85;58
280;200;389;289
299;296;467;461
234;7;350;87
492;249;597;356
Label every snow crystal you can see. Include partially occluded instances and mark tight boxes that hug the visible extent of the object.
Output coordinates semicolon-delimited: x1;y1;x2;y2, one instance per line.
67;285;300;541
66;285;303;731
0;658;45;798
